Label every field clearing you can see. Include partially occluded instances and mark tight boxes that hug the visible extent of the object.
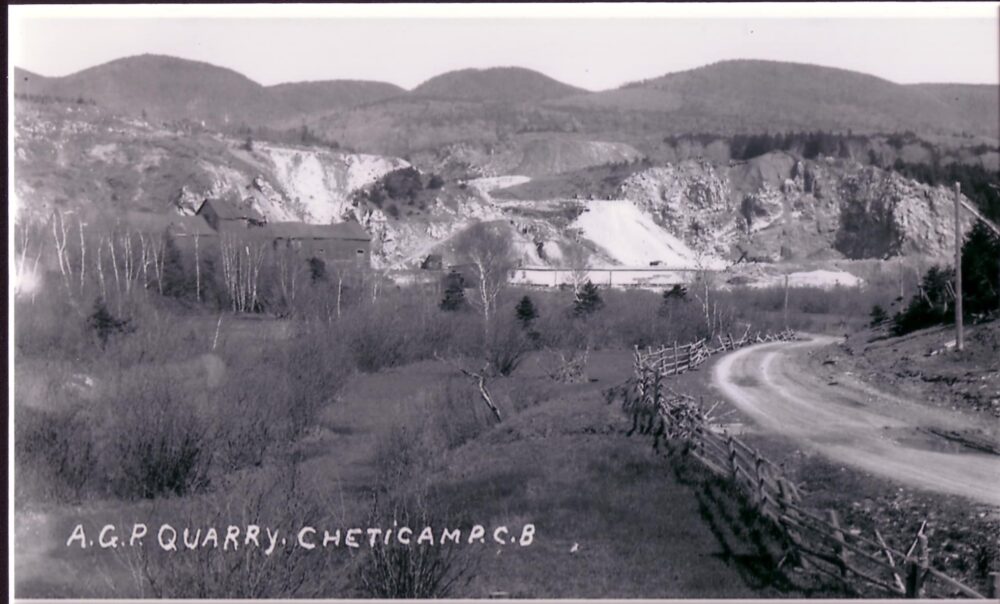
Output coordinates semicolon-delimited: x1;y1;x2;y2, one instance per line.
16;346;819;597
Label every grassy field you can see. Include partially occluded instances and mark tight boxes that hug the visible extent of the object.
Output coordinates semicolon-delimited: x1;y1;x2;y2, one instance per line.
16;345;831;597
12;257;916;597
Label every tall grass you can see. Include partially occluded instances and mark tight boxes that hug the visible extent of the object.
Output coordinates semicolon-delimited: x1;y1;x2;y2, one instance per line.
15;258;899;507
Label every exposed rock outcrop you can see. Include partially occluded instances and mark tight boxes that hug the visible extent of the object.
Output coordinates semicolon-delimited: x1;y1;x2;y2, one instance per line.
618;152;975;261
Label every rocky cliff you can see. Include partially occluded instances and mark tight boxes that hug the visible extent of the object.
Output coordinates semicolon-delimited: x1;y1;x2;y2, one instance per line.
13;100;407;229
14;101;977;273
618;152;974;262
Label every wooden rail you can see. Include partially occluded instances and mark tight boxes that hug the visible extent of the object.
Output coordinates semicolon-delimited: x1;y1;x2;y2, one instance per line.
633;326;799;378
613;328;986;599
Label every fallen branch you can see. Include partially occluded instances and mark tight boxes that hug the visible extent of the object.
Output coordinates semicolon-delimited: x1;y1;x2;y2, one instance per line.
434;352;503;423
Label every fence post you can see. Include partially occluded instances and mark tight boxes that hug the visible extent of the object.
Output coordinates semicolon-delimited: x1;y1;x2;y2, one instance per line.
696;411;706;459
905;561;920;597
916;530;929;597
673;341;679;374
829;510;849;577
754;453;766;511
988;572;999;599
727;435;739;482
903;523;930;598
777;477;806;569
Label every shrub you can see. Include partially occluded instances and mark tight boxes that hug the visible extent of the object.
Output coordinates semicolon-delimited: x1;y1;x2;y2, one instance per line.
573;280;604;317
485;315;532;377
382;167;424;201
355;493;475;598
440;272;467;311
893;266;954;336
14;405;96;503
130;466;342;598
98;368;212;499
88;298;133;349
427;174;445;189
869;305;889;327
308;257;327;282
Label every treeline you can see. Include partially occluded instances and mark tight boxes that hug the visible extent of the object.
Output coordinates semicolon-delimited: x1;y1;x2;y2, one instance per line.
890;159;1000;224
879;221;1000;336
663;130;868;160
356;167;445;218
228;123;343;151
729;131;865;160
662;130;999;223
15;92;98;106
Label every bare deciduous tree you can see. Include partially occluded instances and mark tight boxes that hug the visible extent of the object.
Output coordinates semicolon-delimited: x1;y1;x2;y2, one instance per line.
561;243;591;294
51;209;75;295
453;222;514;334
14;214;43;301
220;234;267;313
273;243;304;312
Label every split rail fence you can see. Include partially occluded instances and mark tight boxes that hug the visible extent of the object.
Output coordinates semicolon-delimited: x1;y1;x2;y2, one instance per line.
633;326;798;376
615;329;989;599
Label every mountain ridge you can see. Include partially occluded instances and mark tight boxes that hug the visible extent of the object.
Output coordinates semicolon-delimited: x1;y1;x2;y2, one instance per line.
14;54;999;151
411;66;587;102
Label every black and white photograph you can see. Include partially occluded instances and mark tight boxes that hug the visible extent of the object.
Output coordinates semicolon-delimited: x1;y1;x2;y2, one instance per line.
7;2;1000;599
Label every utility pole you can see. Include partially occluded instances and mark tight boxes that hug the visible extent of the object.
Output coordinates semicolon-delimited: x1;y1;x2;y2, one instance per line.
898;256;904;300
954;182;964;352
783;273;790;329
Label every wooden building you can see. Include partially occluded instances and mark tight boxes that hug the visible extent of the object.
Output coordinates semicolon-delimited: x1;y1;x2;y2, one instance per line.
196;198;266;231
261;221;372;268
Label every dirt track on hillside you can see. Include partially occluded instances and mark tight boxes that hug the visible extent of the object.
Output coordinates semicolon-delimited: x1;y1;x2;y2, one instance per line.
712;335;1000;507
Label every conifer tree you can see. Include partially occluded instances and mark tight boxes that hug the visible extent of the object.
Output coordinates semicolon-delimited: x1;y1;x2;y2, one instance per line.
573;280;603;317
961;220;1000;314
515;295;538;327
440;271;467;311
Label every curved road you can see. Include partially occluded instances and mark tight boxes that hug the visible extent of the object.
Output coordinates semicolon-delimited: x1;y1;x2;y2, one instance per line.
712;334;1000;507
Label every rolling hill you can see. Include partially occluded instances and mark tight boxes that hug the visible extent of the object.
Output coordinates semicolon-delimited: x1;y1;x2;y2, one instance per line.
265;80;405;121
13;54;407;127
552;60;999;138
14;55;999;159
412;66;586;102
907;83;1000;133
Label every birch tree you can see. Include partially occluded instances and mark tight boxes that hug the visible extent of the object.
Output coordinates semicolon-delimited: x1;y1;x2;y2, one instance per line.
14;215;43;300
564;244;591;293
220;234;267;313
273;243;304;313
454;222;514;335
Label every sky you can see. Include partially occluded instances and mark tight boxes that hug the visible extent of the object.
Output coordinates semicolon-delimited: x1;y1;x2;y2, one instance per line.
9;3;1000;90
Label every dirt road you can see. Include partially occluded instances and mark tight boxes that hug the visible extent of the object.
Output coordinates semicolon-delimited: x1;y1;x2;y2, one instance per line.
712;334;1000;507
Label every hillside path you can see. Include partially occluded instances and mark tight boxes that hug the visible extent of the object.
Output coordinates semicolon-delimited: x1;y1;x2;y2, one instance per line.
711;335;1000;506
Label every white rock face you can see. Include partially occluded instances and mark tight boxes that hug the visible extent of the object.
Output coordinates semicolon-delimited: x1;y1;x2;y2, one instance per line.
569;200;725;269
618;153;976;261
619;161;736;257
261;145;409;224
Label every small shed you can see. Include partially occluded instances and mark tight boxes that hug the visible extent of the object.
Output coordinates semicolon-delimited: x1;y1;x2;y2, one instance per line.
196;197;266;231
421;254;443;270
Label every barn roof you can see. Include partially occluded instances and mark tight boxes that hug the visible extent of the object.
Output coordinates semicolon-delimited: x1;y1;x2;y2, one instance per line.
119;211;218;237
197;197;264;222
264;221;371;241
